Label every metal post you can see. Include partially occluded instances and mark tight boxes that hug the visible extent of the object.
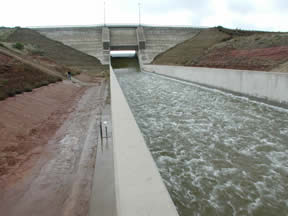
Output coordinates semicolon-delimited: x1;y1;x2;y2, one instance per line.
100;121;103;140
138;2;141;26
104;1;106;27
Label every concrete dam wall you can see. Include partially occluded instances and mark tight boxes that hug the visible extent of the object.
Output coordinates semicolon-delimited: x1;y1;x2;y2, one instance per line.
37;27;105;63
37;26;200;65
143;65;288;107
140;27;199;64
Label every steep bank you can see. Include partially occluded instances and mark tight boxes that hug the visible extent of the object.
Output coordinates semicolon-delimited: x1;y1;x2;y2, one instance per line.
6;28;108;75
0;51;61;100
152;27;288;72
153;28;230;65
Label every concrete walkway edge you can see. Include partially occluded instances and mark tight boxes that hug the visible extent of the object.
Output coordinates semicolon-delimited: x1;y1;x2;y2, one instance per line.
110;66;179;216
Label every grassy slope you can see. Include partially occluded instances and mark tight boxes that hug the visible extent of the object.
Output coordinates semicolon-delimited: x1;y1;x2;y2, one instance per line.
0;52;61;100
152;27;288;72
153;28;231;65
0;27;109;100
196;33;288;71
6;28;108;75
272;61;288;72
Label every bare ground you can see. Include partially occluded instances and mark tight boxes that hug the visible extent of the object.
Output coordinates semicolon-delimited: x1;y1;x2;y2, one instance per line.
152;28;288;72
0;81;86;182
0;79;107;216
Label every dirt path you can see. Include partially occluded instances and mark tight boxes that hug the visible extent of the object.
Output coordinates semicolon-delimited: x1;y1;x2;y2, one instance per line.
0;80;107;216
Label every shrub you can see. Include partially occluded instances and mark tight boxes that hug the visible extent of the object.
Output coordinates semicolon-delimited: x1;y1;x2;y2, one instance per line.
7;90;16;97
24;87;33;92
15;89;23;94
0;79;8;87
0;94;5;101
24;84;33;92
0;43;5;47
34;80;49;88
13;42;24;50
30;49;44;56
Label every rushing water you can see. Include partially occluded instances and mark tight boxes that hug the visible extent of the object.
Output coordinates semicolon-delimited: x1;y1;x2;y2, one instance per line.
112;58;288;216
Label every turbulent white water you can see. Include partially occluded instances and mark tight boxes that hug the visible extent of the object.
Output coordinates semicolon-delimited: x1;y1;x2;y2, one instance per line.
114;67;288;216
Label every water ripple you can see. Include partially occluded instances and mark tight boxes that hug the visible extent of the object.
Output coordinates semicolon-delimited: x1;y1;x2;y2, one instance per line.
115;68;288;216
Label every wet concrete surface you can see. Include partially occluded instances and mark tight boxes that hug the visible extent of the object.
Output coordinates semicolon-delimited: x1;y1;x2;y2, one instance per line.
88;104;116;216
0;81;107;216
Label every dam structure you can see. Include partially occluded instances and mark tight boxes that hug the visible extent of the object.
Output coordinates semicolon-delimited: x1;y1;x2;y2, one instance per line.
112;58;288;216
37;25;288;215
37;25;200;65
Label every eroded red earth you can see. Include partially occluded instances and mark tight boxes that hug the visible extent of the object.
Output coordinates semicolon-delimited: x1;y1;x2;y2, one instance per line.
0;82;85;185
196;46;288;71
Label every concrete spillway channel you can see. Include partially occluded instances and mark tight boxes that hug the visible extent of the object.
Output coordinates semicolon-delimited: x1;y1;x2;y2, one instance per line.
111;58;288;216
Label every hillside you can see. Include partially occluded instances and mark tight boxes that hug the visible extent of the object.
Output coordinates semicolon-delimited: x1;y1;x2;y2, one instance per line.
0;50;61;100
153;28;231;65
152;27;288;72
0;27;108;100
5;28;108;75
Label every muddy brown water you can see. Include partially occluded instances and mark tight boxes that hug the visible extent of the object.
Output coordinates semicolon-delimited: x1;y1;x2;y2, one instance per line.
112;57;288;216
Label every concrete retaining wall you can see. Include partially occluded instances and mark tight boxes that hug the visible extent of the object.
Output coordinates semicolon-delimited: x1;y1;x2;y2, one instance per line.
140;27;200;64
37;27;106;64
110;66;179;216
143;65;288;107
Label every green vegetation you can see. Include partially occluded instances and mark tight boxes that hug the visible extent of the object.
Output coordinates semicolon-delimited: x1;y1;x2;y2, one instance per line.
153;27;288;72
30;49;44;56
12;42;24;50
0;60;62;101
0;28;16;41
6;28;108;76
216;26;268;37
153;28;231;65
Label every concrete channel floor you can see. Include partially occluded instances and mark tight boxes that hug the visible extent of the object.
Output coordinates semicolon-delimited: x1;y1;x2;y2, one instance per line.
88;104;116;216
0;81;110;216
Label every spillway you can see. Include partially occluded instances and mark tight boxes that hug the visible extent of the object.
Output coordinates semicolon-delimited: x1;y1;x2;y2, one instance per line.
112;58;288;216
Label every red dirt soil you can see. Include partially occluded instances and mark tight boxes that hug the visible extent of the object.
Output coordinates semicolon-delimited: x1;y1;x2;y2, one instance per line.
0;51;62;100
195;46;288;71
0;81;86;186
0;53;14;64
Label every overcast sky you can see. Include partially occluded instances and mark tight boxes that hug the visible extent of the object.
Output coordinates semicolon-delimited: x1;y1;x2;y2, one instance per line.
1;0;287;31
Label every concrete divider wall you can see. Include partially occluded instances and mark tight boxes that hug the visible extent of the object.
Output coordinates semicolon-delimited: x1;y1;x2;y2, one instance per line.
110;66;179;216
136;27;146;50
102;27;110;50
143;65;288;106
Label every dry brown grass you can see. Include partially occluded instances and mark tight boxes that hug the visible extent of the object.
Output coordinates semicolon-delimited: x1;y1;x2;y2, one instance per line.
6;28;108;75
0;53;61;100
153;28;231;65
152;27;288;72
